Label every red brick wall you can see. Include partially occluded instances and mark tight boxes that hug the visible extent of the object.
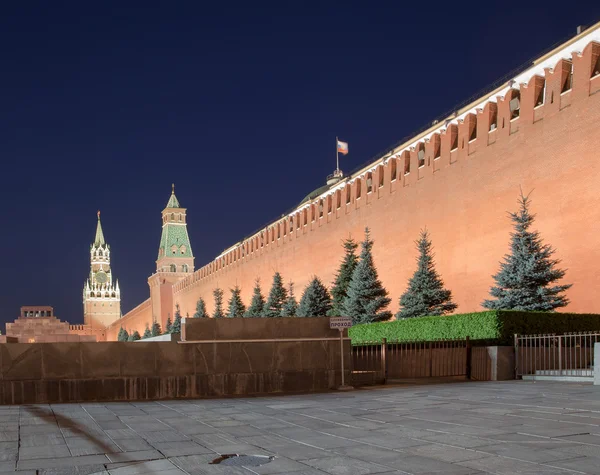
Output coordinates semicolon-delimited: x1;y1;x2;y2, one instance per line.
106;298;151;341
172;45;600;319
113;39;600;341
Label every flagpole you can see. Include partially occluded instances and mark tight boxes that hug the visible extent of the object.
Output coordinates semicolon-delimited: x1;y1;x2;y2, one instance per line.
336;136;339;174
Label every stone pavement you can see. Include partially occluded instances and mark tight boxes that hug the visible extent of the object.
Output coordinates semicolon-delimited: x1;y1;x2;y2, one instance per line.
1;381;600;474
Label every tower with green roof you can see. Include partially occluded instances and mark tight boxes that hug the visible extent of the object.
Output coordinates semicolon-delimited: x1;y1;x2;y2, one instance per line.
149;185;194;329
83;211;121;329
156;184;195;274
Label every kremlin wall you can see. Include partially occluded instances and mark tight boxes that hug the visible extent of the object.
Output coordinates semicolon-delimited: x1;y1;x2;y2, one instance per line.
97;25;600;340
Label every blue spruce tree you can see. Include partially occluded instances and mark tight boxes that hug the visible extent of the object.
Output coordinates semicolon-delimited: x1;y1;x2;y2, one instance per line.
396;229;457;319
212;288;225;318
117;327;129;342
142;325;152;339
245;278;266;317
165;315;173;334
193;298;208;318
264;272;287;317
297;277;332;317
280;281;298;317
343;228;392;324
128;330;141;342
151;320;162;337
171;304;182;333
227;285;246;318
483;190;572;311
328;237;359;316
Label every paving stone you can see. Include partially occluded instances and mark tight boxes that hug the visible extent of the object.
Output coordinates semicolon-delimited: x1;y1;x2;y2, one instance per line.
105;429;140;439
301;456;397;474
39;465;109;475
112;438;155;452
106;459;181;474
106;449;165;463
65;436;122;456
475;443;586;464
0;462;15;472
353;435;428;450
249;456;312;474
151;441;213;457
18;444;71;460
269;443;333;461
17;454;110;470
218;424;266;438
554;433;600;445
168;454;249;474
19;424;62;435
402;444;490;463
136;430;190;443
545;456;600;474
0;433;17;443
20;433;66;447
330;444;406;464
464;457;578;474
415;433;496;448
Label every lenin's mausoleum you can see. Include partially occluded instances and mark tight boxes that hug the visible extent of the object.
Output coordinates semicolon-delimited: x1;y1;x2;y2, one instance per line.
11;23;600;342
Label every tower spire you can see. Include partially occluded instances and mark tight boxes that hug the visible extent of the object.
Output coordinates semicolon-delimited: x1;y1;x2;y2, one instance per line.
166;183;181;208
94;211;105;246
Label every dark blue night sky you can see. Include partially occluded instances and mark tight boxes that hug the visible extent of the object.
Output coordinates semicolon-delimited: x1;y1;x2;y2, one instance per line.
1;2;598;328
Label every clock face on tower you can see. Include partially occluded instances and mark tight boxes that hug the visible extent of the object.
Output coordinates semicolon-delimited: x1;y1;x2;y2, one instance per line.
95;270;108;284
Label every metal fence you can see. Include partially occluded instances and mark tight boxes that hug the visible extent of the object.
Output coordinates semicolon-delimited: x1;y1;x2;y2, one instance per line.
515;332;600;378
351;338;471;383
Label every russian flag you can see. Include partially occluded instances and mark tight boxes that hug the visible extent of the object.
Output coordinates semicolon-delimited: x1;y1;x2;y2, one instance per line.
337;140;349;155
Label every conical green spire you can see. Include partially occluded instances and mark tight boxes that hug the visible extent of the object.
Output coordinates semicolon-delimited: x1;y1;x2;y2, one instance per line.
94;211;106;246
166;183;181;208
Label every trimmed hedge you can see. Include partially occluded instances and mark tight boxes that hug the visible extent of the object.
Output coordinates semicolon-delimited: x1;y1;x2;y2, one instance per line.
348;310;600;345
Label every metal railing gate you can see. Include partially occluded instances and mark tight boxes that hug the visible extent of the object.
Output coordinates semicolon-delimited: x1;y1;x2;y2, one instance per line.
515;331;600;379
351;337;471;384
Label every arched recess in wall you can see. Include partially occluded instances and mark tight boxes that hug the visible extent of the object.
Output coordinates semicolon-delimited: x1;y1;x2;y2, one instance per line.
508;89;521;120
403;151;411;175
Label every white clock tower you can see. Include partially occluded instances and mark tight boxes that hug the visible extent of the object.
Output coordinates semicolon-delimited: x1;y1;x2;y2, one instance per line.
83;211;121;329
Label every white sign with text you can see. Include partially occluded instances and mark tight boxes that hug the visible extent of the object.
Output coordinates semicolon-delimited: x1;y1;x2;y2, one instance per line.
330;316;353;329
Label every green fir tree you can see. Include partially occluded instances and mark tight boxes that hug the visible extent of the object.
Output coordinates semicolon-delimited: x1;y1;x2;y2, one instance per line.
117;327;129;342
280;281;298;317
297;277;332;317
171;304;182;333
264;272;287;317
128;330;141;342
482;190;572;311
142;325;152;339
396;229;457;319
151;321;162;337
245;278;266;317
227;285;246;318
328;237;359;316
193;298;208;318
343;228;392;324
212;288;225;318
165;315;173;334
